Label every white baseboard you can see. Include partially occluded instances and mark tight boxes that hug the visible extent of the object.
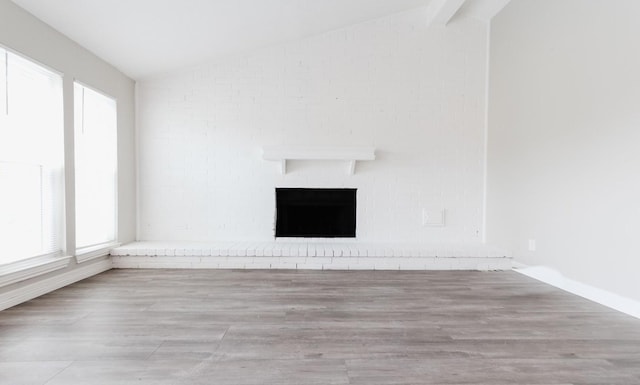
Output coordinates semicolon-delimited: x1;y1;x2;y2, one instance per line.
75;242;120;263
0;259;112;311
0;256;73;288
514;263;640;320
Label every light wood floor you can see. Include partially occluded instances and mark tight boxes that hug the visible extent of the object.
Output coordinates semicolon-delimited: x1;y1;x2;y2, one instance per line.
1;269;640;384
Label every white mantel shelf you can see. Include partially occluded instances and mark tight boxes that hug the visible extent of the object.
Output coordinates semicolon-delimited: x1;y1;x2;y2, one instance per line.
262;146;376;175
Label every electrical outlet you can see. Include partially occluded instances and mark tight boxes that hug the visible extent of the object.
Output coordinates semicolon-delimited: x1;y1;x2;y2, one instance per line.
528;239;536;252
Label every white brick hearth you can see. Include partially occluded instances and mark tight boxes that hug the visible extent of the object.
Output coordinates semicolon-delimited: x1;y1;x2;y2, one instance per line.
111;242;511;270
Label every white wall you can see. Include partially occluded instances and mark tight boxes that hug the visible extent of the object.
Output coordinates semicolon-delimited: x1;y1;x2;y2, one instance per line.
137;7;489;243
0;0;135;290
487;0;640;301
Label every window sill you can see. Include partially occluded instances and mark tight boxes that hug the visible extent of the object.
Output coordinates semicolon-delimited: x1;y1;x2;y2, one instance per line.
0;254;73;288
76;242;120;264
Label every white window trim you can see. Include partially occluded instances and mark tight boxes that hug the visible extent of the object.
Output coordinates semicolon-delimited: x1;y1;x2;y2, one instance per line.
0;253;72;288
0;43;64;77
75;242;120;264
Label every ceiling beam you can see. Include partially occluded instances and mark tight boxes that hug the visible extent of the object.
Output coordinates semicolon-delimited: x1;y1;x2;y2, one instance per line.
425;0;467;27
458;0;512;21
480;0;512;20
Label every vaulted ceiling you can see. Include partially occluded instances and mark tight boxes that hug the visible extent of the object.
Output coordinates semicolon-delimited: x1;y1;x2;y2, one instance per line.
10;0;509;80
11;0;435;79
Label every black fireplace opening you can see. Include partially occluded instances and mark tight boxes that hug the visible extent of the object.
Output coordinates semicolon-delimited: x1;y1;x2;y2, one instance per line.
275;188;356;238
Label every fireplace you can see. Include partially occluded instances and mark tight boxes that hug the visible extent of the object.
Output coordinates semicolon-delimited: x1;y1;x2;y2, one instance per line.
275;188;356;238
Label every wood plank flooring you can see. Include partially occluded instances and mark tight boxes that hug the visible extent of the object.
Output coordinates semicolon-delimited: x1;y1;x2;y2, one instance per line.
1;269;640;384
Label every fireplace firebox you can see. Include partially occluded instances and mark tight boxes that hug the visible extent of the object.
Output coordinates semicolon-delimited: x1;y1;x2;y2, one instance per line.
275;188;356;238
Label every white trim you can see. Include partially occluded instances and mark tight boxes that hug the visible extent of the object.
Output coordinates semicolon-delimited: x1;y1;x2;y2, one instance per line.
75;242;120;263
511;260;528;269
0;43;64;77
134;81;140;240
481;21;491;244
0;259;112;311
513;263;640;320
73;79;117;103
0;255;72;288
262;146;376;161
262;146;375;175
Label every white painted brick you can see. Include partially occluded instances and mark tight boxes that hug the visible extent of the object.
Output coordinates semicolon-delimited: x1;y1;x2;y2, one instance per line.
324;259;351;270
374;260;401;271
137;7;488;245
307;256;333;266
111;246;511;271
349;263;375;270
397;258;424;270
301;260;325;270
426;258;453;270
249;259;273;269
218;256;252;268
278;257;307;265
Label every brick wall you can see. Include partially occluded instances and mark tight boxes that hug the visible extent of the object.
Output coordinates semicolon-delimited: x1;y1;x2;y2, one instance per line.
137;7;488;243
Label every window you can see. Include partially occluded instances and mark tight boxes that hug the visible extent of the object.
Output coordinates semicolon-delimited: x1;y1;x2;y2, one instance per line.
74;83;117;249
0;48;64;265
